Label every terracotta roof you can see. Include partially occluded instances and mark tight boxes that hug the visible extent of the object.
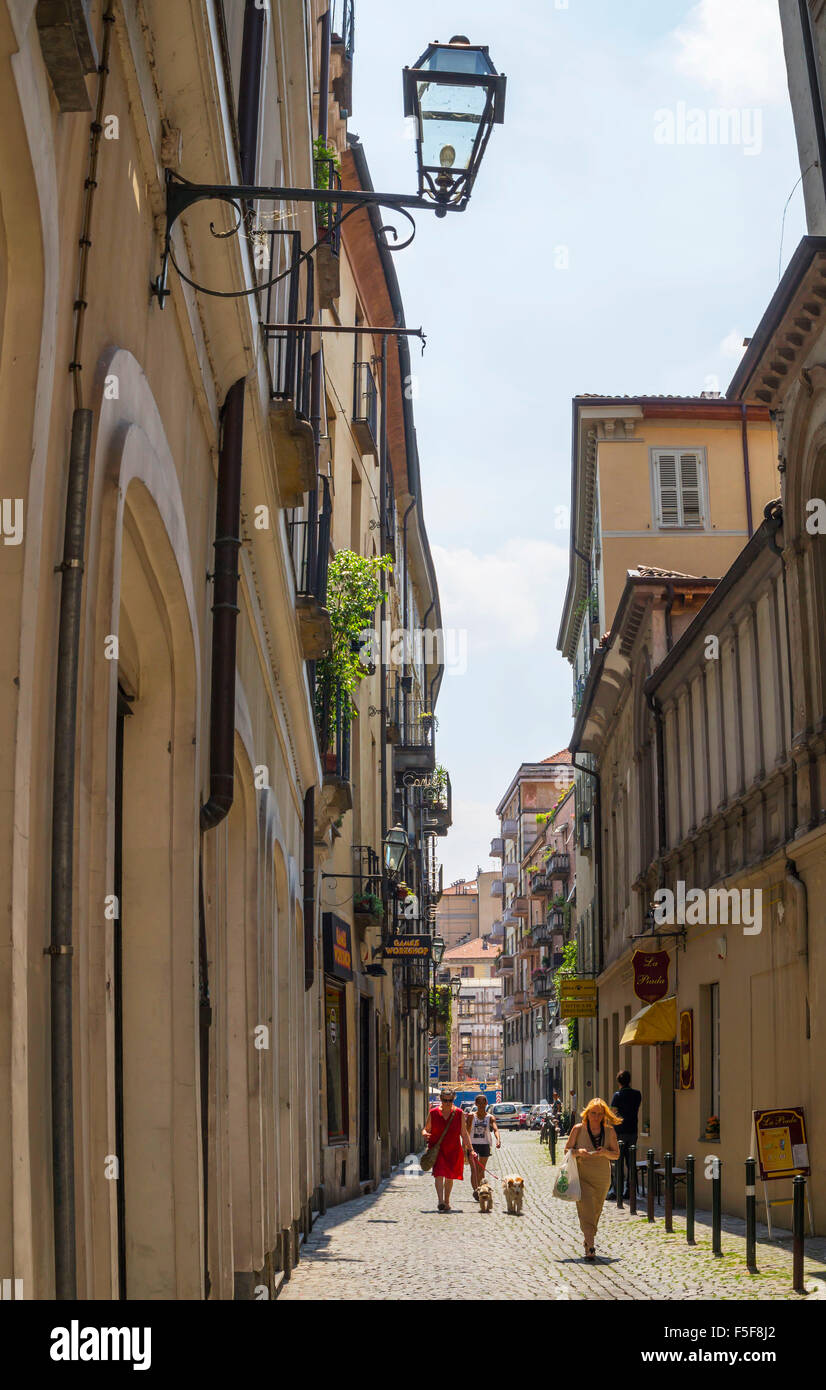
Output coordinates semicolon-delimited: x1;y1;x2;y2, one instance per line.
441;881;478;896
541;749;572;764
443;936;502;959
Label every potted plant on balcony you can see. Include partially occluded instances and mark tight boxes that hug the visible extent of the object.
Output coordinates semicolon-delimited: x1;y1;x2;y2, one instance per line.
704;1114;720;1140
353;890;384;929
313;136;341;238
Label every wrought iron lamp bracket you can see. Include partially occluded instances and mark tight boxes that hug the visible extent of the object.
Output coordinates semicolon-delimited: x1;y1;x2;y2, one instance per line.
151;169;460;307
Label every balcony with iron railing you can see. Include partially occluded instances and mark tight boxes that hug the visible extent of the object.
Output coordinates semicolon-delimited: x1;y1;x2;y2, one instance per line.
391;694;437;774
286;477;333;659
490;836;504;857
528;871;551;896
547;852;570;875
490;878;504;897
314;153;343;306
502;862;518;883
352;359;379;456
502;818;518;840
532;969;554;1000
261;231;316;504
572;674;586;716
330;0;355;115
532;922;553;946
315;678;353;821
515;929;534;954
494;952;514;976
512;896;530;918
417;769;452;837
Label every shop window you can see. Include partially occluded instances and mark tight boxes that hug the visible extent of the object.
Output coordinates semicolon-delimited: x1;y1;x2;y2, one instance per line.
325;983;349;1142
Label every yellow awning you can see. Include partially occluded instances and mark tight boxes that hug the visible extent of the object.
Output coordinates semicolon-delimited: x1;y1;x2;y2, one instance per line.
620;996;677;1046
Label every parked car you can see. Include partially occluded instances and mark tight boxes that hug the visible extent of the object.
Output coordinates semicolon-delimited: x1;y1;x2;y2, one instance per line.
489;1101;520;1129
530;1103;550;1130
516;1105;533;1130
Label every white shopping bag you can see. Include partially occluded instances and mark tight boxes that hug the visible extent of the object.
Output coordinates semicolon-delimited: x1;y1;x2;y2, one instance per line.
552;1149;581;1202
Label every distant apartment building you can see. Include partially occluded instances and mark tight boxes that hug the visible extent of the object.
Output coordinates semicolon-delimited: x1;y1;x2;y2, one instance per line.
490;753;575;1102
441;937;502;1088
436;869;499;950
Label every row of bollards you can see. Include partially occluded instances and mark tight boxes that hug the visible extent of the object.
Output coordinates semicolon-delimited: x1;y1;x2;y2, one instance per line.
610;1142;808;1292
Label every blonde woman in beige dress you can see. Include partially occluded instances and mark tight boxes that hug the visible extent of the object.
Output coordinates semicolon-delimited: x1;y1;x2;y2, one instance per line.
564;1097;621;1260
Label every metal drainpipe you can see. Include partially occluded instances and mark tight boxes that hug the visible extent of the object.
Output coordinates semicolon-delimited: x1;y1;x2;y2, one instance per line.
646;692;668;864
740;403;754;539
785;858;809;961
665;581;675;653
238;0;266;184
303;788;315;990
201;378;246;830
318;8;331;144
571;754;603;976
49;5;115;1300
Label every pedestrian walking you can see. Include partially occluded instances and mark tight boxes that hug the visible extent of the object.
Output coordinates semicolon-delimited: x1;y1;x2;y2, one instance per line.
606;1070;642;1199
468;1093;501;1200
421;1087;474;1212
564;1097;621;1260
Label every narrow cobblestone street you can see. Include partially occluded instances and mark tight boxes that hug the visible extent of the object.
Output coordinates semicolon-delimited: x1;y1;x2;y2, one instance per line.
280;1134;826;1301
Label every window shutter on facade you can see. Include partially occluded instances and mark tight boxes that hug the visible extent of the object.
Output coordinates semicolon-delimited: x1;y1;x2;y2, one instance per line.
655;449;703;527
656;453;680;526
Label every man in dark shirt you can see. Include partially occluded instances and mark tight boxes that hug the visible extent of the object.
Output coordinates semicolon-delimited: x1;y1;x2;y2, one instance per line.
607;1070;642;1198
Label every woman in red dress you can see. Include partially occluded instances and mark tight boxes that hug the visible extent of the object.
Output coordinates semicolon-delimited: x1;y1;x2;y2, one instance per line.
422;1088;473;1212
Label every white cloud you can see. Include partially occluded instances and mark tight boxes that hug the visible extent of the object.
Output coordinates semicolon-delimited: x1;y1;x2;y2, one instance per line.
431;538;570;656
670;0;787;107
719;328;747;359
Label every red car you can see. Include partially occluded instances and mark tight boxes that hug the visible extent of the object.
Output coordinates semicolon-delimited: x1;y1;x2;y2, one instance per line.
516;1106;532;1130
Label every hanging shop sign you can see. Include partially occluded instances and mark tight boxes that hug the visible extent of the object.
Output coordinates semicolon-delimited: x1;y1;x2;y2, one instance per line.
632;949;670;1003
384;933;431;959
679;1008;694;1089
753;1107;810;1180
557;978;597;998
322;912;354;982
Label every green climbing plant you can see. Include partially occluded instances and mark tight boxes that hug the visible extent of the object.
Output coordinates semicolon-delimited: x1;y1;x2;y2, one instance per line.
554;939;579;1056
315;550;392;741
314;136;342;231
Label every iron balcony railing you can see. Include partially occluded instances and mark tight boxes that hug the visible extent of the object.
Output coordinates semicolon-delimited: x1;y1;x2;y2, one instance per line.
394;696;436;753
314;155;343;256
287;477;332;601
353;359;379;451
261;229;314;416
573;674;586;716
331;0;355;59
353;844;382;898
548;852;570;874
317;677;351;782
532;922;553;946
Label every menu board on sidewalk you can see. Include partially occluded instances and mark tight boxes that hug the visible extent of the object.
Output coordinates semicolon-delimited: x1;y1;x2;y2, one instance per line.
753;1107;810;1180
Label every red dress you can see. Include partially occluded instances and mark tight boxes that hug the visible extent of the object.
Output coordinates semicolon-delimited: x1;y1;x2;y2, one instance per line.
427;1106;465;1180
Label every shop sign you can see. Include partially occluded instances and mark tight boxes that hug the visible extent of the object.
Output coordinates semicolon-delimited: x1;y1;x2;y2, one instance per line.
632;949;669;1003
679;1008;694;1089
560;999;597;1019
322;912;353;981
557;978;596;998
384;934;431;958
754;1107;810;1180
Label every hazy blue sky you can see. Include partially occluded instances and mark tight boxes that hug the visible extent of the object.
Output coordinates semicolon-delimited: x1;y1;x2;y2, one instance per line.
349;0;806;883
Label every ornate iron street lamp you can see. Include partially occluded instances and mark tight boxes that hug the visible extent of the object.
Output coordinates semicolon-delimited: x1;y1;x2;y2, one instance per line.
151;36;506;303
431;935;446;967
403;36;507;215
383;825;408;879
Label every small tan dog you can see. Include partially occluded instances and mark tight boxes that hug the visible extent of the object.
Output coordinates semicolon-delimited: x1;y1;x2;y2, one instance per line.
503;1174;525;1215
477;1181;493;1213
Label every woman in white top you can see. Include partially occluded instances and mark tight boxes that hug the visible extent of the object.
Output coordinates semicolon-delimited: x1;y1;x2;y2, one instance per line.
469;1094;501;1201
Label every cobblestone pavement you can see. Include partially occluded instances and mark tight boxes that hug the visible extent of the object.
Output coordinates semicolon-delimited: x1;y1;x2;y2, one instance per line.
280;1133;826;1301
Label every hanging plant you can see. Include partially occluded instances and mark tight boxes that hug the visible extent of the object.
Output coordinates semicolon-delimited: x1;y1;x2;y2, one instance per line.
315;550;392;742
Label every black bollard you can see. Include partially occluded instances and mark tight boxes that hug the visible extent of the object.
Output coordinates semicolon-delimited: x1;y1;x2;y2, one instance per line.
550;1126;557;1165
712;1156;722;1256
664;1152;674;1233
628;1144;637;1215
793;1174;805;1293
745;1157;757;1273
685;1155;695;1245
616;1140;625;1209
647;1148;655;1223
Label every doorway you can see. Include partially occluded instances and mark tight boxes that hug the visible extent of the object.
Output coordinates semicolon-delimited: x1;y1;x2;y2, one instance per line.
113;683;132;1298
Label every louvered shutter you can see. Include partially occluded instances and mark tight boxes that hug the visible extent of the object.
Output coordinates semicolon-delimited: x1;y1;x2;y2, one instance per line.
679;452;702;525
656;453;680;526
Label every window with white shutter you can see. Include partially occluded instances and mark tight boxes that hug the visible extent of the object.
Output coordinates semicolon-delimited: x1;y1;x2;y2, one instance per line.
652;449;706;528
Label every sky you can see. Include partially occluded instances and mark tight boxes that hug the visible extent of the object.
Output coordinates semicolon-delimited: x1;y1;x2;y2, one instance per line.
348;0;807;884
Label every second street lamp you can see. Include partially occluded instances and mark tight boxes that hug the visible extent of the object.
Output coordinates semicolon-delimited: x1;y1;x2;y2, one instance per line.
383;825;408;879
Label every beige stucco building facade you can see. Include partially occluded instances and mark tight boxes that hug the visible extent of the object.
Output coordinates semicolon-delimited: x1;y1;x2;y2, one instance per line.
0;0;449;1300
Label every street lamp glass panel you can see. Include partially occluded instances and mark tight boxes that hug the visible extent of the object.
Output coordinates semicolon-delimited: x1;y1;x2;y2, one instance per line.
432;935;446;966
415;46;494;173
384;825;408;875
